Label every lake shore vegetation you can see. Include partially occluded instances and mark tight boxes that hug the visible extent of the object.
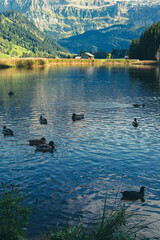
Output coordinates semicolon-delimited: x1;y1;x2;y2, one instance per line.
41;192;150;240
0;184;153;240
0;58;159;69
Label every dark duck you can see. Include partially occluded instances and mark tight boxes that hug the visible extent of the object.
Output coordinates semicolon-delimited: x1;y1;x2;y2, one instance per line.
133;104;145;108
132;118;138;127
8;91;14;96
2;126;14;136
72;113;84;121
121;186;145;201
36;141;55;153
39;116;47;124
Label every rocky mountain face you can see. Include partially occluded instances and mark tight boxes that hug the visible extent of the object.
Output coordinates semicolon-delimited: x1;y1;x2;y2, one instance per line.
1;0;160;41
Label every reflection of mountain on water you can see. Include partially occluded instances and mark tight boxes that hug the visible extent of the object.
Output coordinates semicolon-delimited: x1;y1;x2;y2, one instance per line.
1;65;160;127
0;68;50;120
129;66;160;91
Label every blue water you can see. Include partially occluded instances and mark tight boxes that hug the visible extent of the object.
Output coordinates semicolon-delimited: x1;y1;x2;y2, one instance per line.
0;65;160;238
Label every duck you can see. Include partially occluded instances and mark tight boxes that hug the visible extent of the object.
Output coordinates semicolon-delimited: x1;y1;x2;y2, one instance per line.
36;141;55;152
39;115;47;124
133;104;145;108
29;137;47;146
72;113;84;121
132;118;138;127
2;126;14;136
8;91;14;96
121;186;145;201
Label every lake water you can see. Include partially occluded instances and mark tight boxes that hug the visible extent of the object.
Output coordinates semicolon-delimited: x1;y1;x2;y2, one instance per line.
0;65;160;238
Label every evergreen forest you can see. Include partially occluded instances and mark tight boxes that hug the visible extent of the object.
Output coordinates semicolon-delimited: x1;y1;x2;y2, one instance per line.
129;21;160;60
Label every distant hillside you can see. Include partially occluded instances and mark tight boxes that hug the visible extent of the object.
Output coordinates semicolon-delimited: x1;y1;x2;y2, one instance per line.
0;11;68;58
59;24;145;53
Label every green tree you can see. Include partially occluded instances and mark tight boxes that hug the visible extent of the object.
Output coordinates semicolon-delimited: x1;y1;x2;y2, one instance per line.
129;38;140;59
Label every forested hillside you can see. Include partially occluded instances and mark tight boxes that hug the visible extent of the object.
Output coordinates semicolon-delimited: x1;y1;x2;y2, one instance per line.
0;11;68;58
59;24;145;53
129;21;160;60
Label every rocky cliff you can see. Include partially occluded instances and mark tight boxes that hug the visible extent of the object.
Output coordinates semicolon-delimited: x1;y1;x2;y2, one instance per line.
1;0;160;40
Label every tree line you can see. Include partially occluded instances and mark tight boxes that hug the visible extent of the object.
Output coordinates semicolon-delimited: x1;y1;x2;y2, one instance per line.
129;21;160;60
80;49;129;59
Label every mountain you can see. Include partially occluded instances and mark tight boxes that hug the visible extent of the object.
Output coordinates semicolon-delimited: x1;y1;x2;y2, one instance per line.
1;0;160;54
0;11;68;58
1;0;160;41
59;24;145;53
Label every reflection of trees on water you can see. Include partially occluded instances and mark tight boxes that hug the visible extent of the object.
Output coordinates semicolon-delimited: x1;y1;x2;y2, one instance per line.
129;66;160;91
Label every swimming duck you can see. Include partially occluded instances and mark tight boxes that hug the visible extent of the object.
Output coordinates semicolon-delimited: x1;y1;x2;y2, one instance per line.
132;118;138;127
8;91;14;96
29;137;47;146
36;141;55;152
133;104;145;108
121;186;145;201
39;116;47;124
2;126;14;136
72;113;84;121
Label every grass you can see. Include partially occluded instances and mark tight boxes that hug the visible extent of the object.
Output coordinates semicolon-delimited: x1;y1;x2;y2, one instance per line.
11;44;33;57
0;53;11;59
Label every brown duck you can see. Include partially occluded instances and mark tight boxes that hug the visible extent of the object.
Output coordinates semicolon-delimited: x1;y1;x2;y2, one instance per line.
29;137;47;146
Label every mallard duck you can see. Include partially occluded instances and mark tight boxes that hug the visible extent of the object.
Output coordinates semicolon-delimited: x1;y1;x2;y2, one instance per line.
36;141;55;152
133;104;145;108
72;113;84;121
132;118;138;127
8;91;14;96
29;137;46;146
39;116;47;124
121;186;145;201
2;126;14;136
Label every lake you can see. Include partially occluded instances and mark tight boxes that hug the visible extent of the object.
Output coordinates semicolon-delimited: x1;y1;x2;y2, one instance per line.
0;65;160;238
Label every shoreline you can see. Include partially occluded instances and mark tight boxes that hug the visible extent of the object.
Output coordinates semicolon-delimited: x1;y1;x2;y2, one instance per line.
0;58;159;69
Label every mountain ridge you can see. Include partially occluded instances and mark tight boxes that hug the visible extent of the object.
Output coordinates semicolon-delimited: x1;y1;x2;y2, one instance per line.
1;0;160;41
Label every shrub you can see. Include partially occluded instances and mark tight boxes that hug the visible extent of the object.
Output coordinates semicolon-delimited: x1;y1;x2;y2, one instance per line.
0;182;31;240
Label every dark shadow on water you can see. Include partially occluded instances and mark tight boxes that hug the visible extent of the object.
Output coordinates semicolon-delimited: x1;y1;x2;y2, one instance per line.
121;197;145;203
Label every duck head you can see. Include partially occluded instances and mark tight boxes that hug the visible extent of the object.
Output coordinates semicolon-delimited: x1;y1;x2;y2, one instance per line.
49;141;54;146
140;186;145;193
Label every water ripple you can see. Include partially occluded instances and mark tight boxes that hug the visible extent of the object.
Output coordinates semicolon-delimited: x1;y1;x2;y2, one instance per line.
0;66;160;238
